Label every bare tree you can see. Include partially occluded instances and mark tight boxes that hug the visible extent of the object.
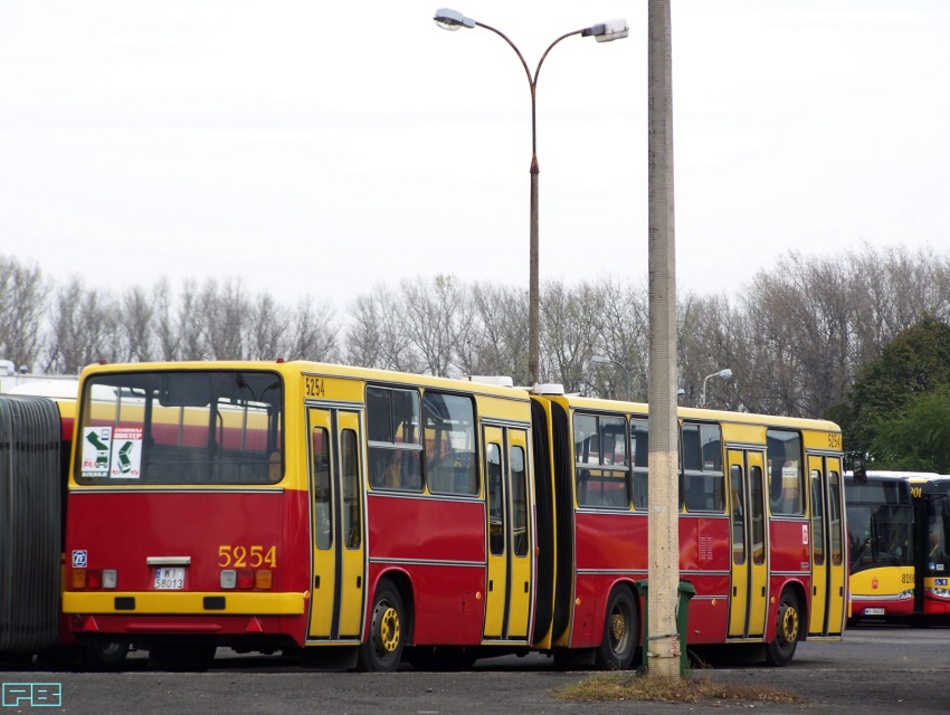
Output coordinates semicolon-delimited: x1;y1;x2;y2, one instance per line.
591;279;649;401
202;279;251;360
346;285;420;373
345;290;386;368
400;275;473;378
542;281;604;393
675;293;744;410
176;280;209;360
43;278;120;374
0;256;49;370
737;245;950;419
850;243;950;367
153;278;182;361
286;297;337;362
459;283;529;382
248;291;291;360
118;285;155;362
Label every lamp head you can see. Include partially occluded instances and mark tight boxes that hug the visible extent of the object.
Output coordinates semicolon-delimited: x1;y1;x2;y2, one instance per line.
719;368;733;379
591;355;611;365
581;18;629;43
434;8;476;30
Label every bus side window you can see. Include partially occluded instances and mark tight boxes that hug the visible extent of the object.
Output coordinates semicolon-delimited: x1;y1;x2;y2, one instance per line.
632;419;648;510
731;464;745;565
313;426;331;550
487;443;504;555
342;429;361;549
681;426;724;513
369;448;389;489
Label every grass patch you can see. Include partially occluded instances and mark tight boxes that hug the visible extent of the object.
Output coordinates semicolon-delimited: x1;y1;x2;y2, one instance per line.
556;673;801;705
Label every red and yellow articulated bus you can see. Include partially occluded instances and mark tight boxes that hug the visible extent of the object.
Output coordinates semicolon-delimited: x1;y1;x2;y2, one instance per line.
61;361;846;671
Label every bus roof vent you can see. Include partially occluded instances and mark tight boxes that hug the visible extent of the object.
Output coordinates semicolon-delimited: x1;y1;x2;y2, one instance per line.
466;375;514;388
532;383;565;395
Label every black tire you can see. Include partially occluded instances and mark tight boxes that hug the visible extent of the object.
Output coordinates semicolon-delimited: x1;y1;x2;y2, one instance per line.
357;580;406;672
765;589;801;667
595;587;638;670
148;644;216;672
80;641;130;671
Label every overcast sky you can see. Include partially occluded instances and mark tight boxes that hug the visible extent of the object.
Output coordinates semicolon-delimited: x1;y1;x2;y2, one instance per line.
1;1;948;313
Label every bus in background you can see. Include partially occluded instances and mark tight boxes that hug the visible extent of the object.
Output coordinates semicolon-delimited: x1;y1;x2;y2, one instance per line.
0;391;128;669
0;394;63;665
843;471;917;624
906;474;950;623
62;360;844;671
0;359;80;398
530;392;846;668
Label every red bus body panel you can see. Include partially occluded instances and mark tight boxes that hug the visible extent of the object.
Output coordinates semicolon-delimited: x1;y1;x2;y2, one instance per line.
366;493;487;645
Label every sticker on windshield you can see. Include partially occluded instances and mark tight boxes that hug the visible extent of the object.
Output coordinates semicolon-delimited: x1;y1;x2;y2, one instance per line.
81;426;112;478
110;427;143;479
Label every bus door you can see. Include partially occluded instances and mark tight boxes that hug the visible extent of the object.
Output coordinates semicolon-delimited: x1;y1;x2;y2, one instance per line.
808;455;846;635
728;449;769;638
307;407;365;641
482;424;532;642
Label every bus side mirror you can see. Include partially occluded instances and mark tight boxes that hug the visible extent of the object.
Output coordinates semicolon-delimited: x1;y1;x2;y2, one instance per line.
845;452;868;484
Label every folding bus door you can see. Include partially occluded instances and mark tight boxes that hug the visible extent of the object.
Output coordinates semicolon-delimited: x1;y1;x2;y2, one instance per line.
482;425;532;642
307;407;366;641
808;455;846;636
728;449;769;638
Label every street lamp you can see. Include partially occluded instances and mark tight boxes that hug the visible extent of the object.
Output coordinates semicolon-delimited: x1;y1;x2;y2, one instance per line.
591;355;632;402
434;9;629;385
700;368;733;408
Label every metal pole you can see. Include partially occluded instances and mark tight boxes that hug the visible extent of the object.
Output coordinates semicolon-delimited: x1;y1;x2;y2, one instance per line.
646;0;681;680
434;12;627;387
461;23;582;388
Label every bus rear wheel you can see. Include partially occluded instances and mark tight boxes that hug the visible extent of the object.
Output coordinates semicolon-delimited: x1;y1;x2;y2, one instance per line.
765;589;801;667
80;641;130;671
596;586;638;670
358;580;406;672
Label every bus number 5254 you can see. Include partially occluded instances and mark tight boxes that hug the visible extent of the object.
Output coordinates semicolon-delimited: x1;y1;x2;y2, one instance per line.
218;545;277;568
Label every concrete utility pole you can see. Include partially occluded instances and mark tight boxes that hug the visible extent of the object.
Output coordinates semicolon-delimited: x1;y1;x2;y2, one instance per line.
646;0;681;679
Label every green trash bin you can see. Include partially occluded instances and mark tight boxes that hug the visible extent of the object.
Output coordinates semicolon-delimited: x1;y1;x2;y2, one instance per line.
635;579;696;677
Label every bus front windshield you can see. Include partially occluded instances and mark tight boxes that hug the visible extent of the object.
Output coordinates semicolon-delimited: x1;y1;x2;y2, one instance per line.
76;370;283;485
847;501;914;570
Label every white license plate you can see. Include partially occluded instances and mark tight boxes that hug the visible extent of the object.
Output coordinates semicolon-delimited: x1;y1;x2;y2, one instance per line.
863;607;886;616
154;567;185;590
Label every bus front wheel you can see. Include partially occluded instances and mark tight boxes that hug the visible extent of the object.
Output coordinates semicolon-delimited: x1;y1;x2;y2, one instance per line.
595;586;638;670
765;589;801;667
358;580;406;672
